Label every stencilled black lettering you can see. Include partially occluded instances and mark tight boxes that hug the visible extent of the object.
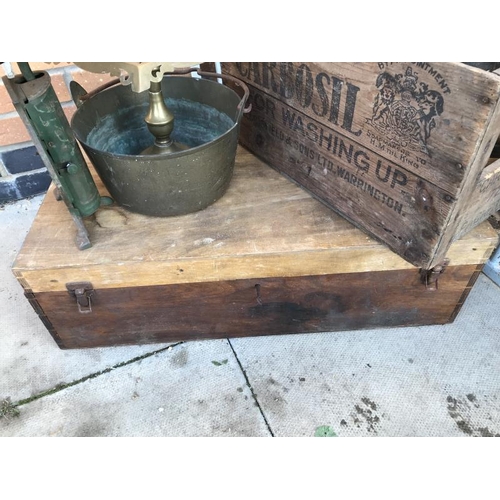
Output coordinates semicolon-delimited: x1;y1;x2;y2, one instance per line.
341;83;362;136
261;62;278;93
376;161;392;183
354;150;370;172
295;64;314;109
250;87;413;217
329;77;343;126
339;140;354;164
248;63;262;86
236;63;363;139
306;122;318;142
313;73;330;117
279;62;295;99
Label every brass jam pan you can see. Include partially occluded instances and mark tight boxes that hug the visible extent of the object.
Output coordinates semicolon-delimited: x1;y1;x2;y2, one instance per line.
70;70;250;217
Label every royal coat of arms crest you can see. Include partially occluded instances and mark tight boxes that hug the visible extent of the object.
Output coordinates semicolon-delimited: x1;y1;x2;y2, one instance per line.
368;66;444;155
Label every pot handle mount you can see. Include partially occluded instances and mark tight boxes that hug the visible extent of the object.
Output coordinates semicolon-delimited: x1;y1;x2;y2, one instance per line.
168;67;252;118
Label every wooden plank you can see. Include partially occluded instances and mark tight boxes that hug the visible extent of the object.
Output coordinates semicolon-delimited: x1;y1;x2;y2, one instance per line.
34;266;475;349
451;99;500;239
426;88;500;266
235;84;456;267
222;62;500;194
222;62;500;268
449;159;500;244
14;146;495;349
448;264;483;322
14;146;497;292
16;231;495;293
15;147;374;268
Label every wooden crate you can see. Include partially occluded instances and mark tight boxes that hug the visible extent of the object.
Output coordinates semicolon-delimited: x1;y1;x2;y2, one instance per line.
12;147;498;349
222;62;500;269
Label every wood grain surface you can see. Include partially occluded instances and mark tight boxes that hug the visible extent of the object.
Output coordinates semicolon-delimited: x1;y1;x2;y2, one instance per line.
33;266;476;349
222;62;500;193
222;62;500;268
13;147;497;293
13;147;497;349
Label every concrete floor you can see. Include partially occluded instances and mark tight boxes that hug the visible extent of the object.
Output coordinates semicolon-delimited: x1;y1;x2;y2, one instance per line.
1;195;500;437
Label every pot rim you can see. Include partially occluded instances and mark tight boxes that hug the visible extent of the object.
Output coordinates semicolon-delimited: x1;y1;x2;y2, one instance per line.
70;76;242;160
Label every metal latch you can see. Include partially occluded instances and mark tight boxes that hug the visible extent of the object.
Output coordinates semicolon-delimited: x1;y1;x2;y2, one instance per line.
420;259;449;290
66;282;94;313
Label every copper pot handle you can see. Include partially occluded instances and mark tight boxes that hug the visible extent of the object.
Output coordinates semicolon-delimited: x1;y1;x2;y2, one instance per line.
72;66;252;117
165;67;252;116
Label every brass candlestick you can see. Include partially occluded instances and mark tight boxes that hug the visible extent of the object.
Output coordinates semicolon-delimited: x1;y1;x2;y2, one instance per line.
141;81;188;155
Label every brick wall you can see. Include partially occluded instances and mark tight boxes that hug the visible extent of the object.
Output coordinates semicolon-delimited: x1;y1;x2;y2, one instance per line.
0;62;114;204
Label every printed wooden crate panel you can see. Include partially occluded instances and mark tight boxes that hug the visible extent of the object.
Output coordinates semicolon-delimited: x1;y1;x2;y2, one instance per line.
222;62;500;269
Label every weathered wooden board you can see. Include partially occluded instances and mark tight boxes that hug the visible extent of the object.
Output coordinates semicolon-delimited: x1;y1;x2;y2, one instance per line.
234;86;454;267
29;266;480;349
13;147;498;349
222;62;500;269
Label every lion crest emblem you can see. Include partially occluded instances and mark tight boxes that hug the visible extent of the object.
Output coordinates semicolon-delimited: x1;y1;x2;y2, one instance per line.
368;66;444;155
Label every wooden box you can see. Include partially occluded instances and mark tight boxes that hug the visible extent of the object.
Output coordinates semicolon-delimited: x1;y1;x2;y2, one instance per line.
222;62;500;269
13;148;498;349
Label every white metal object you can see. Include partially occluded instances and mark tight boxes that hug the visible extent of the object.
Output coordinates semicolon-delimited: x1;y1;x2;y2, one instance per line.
1;62;15;79
74;62;200;93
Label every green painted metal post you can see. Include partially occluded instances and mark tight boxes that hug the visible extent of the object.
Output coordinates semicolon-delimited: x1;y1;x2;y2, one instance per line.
14;63;103;217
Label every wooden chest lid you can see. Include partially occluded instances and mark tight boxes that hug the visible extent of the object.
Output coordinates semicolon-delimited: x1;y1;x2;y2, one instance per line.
13;147;498;293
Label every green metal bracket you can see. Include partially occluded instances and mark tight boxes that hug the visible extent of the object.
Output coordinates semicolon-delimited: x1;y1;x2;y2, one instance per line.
3;63;112;250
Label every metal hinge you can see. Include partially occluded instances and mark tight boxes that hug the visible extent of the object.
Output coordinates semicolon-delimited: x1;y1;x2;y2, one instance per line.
66;282;94;313
420;259;449;290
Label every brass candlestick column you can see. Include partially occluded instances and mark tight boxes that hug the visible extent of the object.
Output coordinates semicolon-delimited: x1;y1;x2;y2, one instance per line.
141;81;188;155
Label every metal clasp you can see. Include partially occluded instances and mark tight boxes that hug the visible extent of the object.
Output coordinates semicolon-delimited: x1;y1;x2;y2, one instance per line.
66;282;94;313
420;259;449;290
